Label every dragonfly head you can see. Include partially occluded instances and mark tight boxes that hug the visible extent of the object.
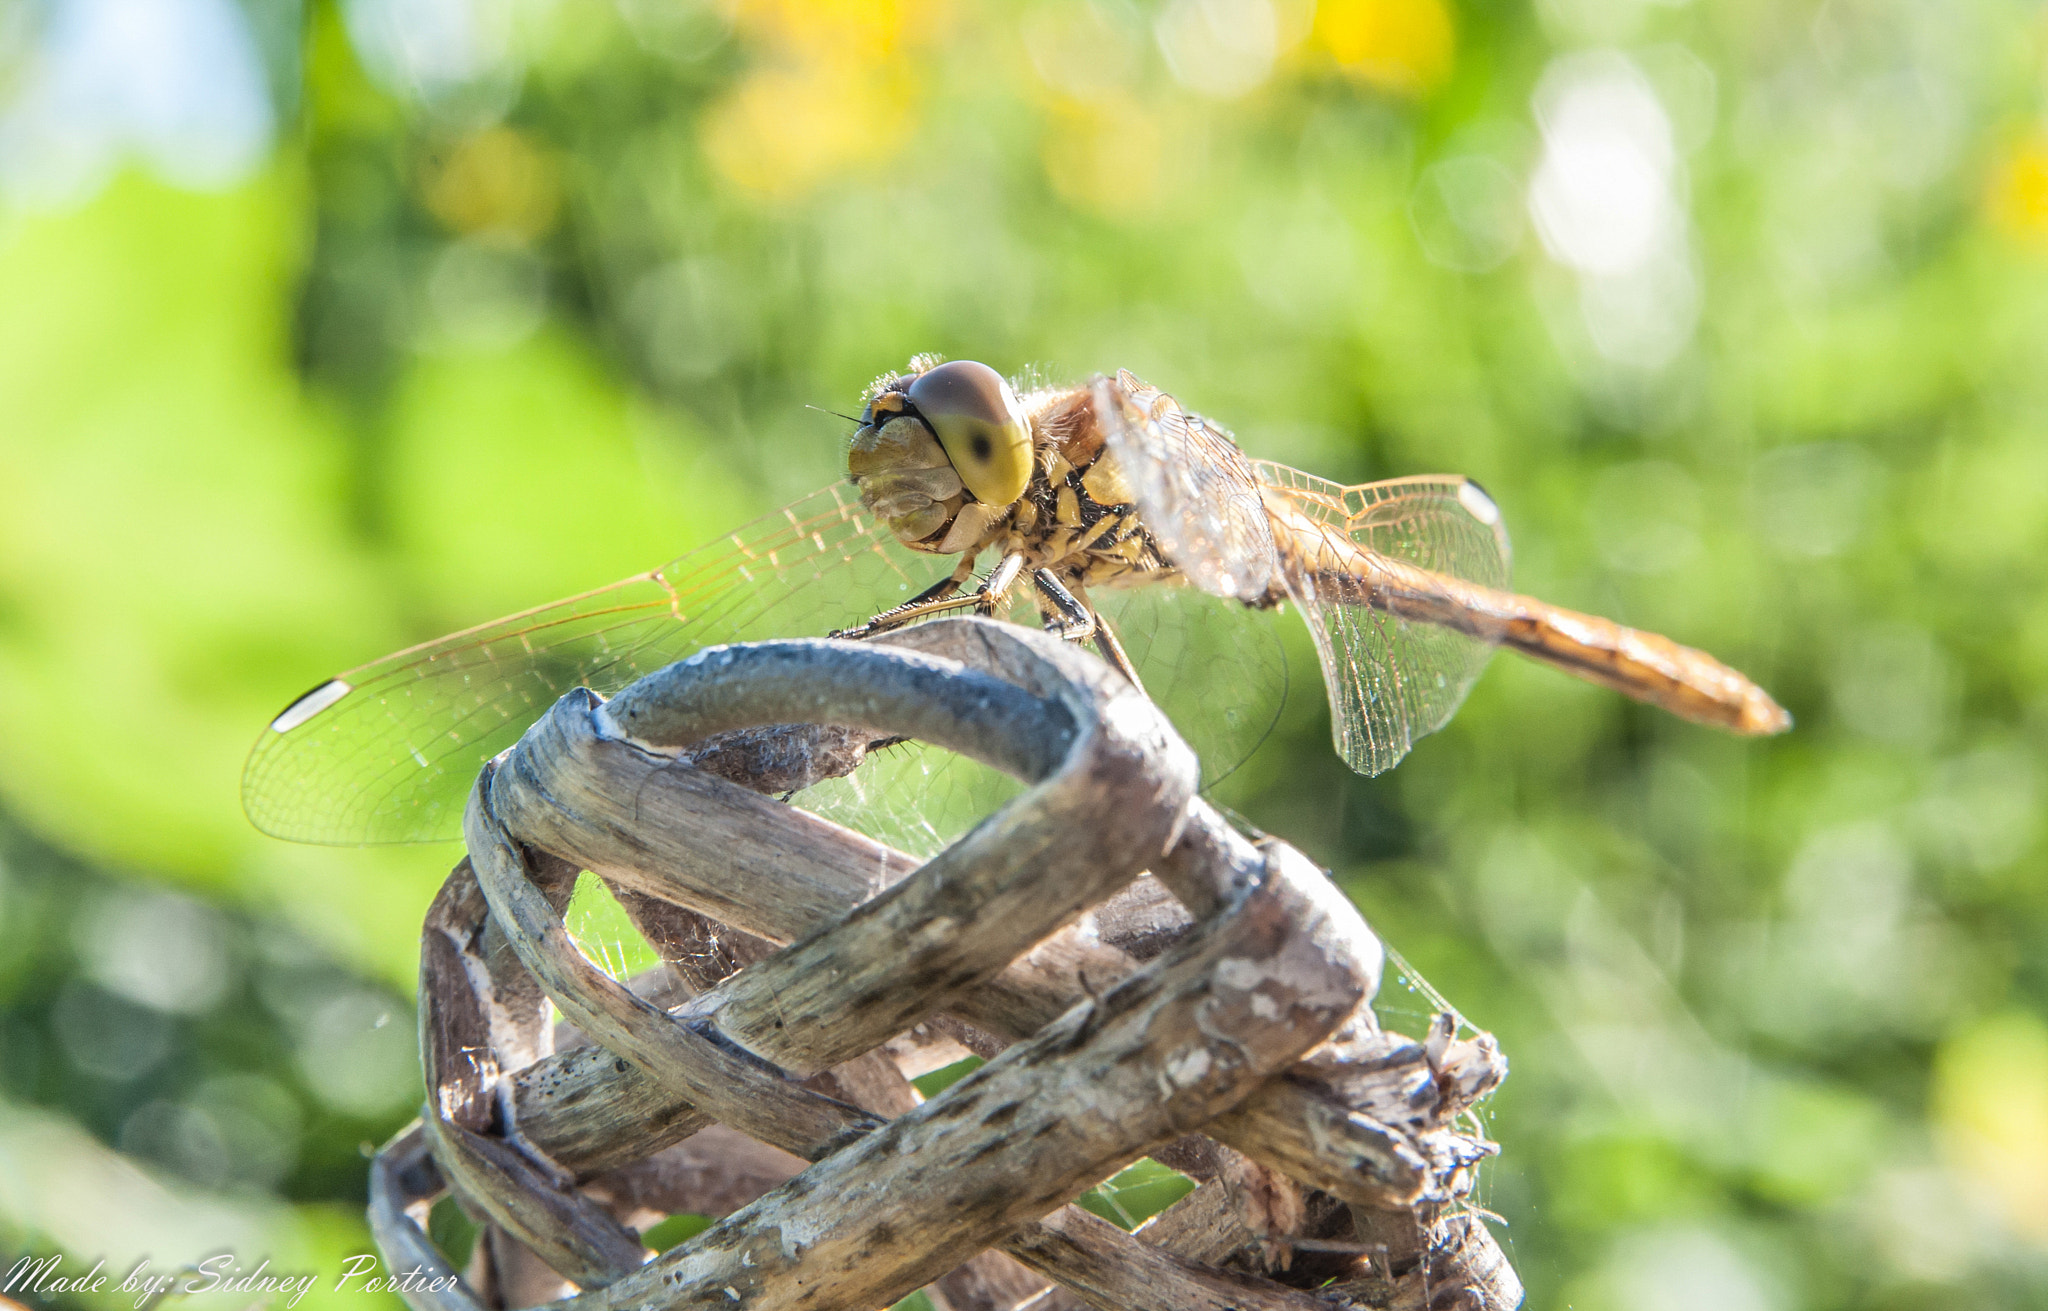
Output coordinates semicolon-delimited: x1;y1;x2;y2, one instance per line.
849;359;1033;552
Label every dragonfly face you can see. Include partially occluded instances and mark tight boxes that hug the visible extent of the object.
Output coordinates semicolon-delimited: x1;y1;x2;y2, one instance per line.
848;359;1033;550
243;357;1789;847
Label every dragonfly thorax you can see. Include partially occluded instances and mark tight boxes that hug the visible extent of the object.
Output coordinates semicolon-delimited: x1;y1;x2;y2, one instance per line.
850;359;1175;590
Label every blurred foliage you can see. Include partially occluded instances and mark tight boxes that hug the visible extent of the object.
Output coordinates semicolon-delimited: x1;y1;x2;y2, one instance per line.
2;0;2048;1307
0;812;419;1310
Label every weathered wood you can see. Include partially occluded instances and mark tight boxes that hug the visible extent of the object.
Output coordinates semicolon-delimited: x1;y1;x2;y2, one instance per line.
600;636;1080;781
416;854;606;1299
420;856;579;1135
419;878;497;1135
607;888;777;995
1129;1179;1257;1267
489;685;1473;1214
1002;1208;1331;1311
470;801;894;1162
466;819;1351;1311
563;1032;1054;1311
422;1114;647;1288
801;1044;1056;1311
1331;1209;1524;1310
501;805;1369;1311
582;1124;807;1223
492;696;1443;1210
462;629;1379;1307
375;619;1514;1311
367;1128;483;1311
469;1225;576;1311
516;636;1198;1080
488;705;900;944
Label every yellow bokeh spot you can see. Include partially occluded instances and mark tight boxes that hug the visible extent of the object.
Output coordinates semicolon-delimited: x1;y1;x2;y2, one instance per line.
1041;96;1201;222
701;0;946;200
702;62;915;201
1933;1011;2048;1243
1311;0;1455;97
420;126;562;246
717;0;931;64
1986;137;2048;244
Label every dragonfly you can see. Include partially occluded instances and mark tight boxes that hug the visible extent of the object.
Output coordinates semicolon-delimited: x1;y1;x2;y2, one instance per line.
243;357;1789;847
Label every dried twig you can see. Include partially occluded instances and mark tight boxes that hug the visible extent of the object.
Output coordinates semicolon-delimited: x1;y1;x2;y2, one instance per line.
371;618;1517;1311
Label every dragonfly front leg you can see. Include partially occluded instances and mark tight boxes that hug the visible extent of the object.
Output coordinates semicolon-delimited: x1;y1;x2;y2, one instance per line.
832;552;1024;639
975;552;1027;617
830;554;977;639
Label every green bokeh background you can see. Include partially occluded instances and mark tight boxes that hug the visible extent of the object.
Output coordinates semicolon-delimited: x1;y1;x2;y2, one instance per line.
3;0;2047;1306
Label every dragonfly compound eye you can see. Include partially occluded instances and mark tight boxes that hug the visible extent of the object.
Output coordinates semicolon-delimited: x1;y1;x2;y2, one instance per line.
906;360;1032;507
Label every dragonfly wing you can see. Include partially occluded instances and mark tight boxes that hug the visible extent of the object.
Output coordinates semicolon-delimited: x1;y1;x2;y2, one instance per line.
1081;578;1291;796
1252;465;1514;776
1094;371;1278;602
242;484;957;844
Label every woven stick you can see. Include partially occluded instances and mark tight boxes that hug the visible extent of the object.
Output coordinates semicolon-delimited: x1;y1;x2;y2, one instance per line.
374;619;1516;1311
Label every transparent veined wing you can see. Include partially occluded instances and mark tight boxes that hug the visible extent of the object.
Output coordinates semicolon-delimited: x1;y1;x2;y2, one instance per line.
242;484;975;845
1252;465;1514;776
1089;365;1513;778
1093;371;1278;603
1081;579;1291;798
808;577;1293;859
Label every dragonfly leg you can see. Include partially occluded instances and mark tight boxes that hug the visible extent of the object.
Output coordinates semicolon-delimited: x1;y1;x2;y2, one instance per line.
1030;569;1097;641
1034;572;1147;692
831;555;979;639
974;552;1027;618
833;552;1026;639
1088;610;1148;695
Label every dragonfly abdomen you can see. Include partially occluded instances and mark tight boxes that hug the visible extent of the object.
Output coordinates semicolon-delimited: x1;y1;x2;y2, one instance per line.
1286;542;1788;736
1497;606;1792;735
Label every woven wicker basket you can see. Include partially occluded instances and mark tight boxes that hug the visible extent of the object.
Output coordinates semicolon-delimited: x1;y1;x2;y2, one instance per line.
367;618;1519;1310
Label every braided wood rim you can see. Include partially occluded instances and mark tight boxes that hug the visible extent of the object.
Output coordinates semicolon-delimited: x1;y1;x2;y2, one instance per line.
366;618;1521;1310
